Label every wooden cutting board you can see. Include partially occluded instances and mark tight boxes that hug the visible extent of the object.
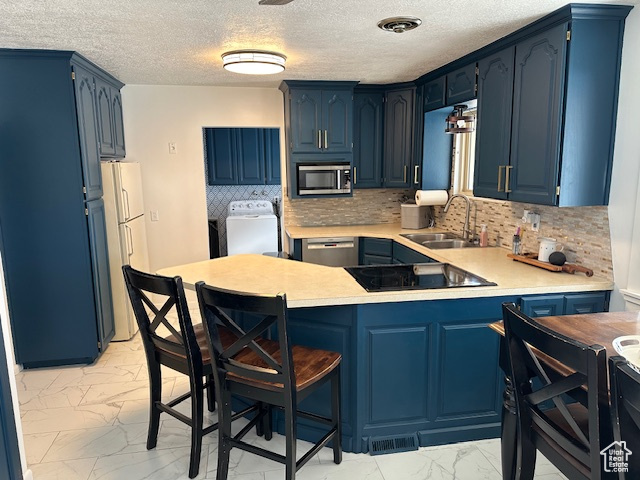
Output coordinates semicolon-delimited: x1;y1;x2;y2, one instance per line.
507;253;563;271
507;253;594;277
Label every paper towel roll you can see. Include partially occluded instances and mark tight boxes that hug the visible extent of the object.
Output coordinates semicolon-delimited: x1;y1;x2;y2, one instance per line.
415;190;449;206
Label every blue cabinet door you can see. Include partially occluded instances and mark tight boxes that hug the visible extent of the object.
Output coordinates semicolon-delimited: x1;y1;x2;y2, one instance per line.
323;89;353;153
265;128;281;185
95;79;115;156
509;23;567;205
73;65;102;200
384;88;415;188
474;47;515;200
112;90;126;157
86;199;115;351
353;92;384;188
205;128;237;185
432;320;502;425
290;89;322;153
520;295;565;317
446;64;477;105
236;128;265;185
564;293;607;315
421;107;453;190
423;77;446;111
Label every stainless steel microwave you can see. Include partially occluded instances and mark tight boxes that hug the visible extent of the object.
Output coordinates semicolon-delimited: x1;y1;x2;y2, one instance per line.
296;163;351;196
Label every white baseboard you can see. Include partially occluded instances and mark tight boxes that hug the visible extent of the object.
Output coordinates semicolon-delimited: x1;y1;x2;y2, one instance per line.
23;468;33;480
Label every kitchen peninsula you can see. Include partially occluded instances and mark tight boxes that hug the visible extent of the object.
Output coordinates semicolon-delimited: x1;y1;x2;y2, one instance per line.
158;223;611;454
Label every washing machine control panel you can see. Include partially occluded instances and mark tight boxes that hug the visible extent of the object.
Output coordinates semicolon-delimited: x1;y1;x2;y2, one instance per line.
228;200;274;216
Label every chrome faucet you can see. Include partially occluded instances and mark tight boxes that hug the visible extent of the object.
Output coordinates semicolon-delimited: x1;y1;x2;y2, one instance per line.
443;193;473;241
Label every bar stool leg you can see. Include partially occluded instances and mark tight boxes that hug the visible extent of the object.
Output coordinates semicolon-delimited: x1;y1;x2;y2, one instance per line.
189;376;204;478
206;374;216;412
332;368;342;464
284;400;297;480
146;362;162;450
216;390;232;480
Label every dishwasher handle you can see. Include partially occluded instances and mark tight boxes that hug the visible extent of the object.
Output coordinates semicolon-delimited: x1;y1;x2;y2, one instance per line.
304;237;356;249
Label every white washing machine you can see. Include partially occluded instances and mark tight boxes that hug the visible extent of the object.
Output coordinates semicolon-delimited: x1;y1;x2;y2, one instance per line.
226;200;278;255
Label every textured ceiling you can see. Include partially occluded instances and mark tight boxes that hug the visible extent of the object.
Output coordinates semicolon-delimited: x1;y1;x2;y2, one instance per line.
0;0;636;87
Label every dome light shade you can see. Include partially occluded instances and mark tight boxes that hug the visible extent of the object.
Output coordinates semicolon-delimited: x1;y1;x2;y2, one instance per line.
222;50;286;75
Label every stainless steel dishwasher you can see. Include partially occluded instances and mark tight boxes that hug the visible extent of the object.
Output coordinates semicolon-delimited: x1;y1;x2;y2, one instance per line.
301;237;359;267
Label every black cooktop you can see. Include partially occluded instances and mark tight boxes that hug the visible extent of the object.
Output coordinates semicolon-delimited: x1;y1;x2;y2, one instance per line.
344;263;496;292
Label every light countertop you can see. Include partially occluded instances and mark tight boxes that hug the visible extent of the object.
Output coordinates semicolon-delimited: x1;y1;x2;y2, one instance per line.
156;223;612;308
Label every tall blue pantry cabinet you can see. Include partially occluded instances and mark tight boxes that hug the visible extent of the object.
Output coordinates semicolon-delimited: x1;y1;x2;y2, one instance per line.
0;50;124;367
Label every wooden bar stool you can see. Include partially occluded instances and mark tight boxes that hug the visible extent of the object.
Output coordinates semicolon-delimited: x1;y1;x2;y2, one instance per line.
123;266;258;478
196;281;342;480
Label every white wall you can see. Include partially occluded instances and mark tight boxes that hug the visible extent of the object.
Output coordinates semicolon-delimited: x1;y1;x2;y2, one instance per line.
608;6;640;311
120;85;285;272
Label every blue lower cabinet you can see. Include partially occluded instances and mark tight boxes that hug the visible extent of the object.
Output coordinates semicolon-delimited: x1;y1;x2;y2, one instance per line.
363;253;392;265
520;295;564;318
564;292;607;314
233;290;609;453
520;292;608;317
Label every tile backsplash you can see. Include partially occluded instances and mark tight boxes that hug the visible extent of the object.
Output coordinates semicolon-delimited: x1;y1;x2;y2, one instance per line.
433;197;613;279
283;189;613;280
283;189;414;227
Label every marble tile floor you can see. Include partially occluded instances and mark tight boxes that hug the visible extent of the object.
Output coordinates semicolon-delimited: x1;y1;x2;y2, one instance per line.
16;333;568;480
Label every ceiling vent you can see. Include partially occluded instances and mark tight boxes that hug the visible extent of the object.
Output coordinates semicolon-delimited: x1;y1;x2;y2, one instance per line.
377;16;422;34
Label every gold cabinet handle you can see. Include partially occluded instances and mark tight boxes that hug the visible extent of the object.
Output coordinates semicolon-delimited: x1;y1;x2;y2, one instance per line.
354;166;357;185
404;165;408;183
324;130;328;149
497;166;505;192
414;165;419;184
317;130;322;149
505;165;513;193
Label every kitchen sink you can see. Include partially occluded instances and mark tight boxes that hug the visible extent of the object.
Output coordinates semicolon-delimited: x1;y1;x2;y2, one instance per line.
422;239;478;249
400;232;460;243
401;233;478;249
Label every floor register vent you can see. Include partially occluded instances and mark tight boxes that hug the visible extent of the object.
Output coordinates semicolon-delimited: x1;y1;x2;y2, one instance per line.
368;433;419;455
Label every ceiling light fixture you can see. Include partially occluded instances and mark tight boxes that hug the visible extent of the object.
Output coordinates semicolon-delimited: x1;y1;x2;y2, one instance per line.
377;16;422;33
221;50;286;75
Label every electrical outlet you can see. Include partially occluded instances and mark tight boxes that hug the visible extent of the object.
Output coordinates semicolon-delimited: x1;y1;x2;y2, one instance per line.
531;213;541;232
168;142;177;154
150;210;160;222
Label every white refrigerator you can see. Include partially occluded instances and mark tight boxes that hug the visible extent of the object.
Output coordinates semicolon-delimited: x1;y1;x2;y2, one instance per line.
101;161;150;341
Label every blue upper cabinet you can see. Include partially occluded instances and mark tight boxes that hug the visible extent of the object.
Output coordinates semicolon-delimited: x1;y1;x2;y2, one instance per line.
281;81;356;157
206;128;237;185
95;76;126;158
384;87;415;188
73;64;102;201
509;23;567;205
205;128;280;185
323;89;353;152
289;89;322;153
236;128;265;185
473;46;515;200
284;83;355;155
265;128;281;185
353;91;384;188
423;76;446;112
96;79;116;156
446;64;477;105
471;5;630;206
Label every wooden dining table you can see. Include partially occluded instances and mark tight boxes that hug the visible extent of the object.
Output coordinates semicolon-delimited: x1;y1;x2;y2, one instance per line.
489;310;640;480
